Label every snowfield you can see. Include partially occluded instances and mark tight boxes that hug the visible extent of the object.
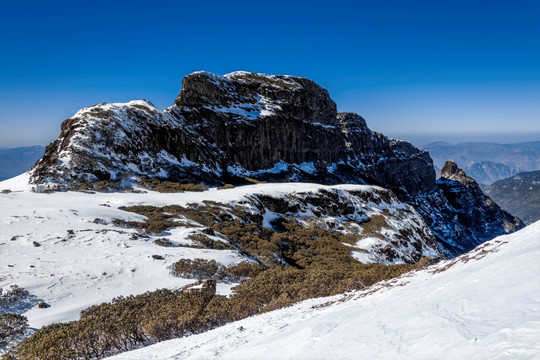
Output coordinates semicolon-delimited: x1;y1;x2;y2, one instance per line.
108;221;540;360
2;173;538;359
1;173;422;329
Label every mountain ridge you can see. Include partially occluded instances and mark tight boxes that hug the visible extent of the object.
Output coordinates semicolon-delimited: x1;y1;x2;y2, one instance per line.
27;71;523;257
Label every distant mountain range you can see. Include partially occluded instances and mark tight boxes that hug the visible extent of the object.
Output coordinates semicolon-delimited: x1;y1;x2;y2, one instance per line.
484;170;540;225
423;141;540;185
0;145;45;181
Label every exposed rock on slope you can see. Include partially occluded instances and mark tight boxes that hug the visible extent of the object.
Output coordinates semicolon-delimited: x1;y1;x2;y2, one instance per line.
30;71;435;198
420;160;524;254
29;71;523;257
210;186;442;265
484;170;540;224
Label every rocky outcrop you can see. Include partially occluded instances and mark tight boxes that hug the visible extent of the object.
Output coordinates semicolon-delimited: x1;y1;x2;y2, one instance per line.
29;71;523;258
241;186;443;265
30;71;435;200
414;160;524;256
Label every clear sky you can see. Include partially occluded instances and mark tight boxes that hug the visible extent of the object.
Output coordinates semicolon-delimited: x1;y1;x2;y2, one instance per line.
1;0;539;147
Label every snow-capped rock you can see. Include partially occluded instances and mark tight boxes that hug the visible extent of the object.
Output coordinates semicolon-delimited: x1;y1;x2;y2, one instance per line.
27;71;523;257
423;160;524;256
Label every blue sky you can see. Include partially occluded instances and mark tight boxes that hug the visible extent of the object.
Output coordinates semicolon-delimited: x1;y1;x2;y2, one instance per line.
1;0;539;147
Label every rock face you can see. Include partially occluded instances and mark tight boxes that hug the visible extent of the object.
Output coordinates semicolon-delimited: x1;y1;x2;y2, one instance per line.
29;71;523;258
31;71;435;199
419;160;524;255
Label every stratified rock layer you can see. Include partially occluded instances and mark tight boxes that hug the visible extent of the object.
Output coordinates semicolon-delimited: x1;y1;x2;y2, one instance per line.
29;71;523;257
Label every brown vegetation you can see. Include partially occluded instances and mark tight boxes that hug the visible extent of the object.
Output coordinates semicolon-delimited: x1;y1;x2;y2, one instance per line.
13;199;438;359
14;257;429;359
138;176;207;193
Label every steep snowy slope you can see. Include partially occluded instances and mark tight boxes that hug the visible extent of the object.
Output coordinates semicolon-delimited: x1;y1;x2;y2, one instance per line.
0;174;439;330
110;221;540;360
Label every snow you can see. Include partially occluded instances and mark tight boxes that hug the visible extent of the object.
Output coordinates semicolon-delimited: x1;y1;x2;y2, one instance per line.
227;161;322;177
109;222;540;360
0;177;247;328
206;94;282;121
298;162;316;174
1;174;403;329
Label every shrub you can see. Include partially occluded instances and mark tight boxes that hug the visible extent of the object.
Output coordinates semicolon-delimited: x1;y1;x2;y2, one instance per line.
15;290;214;359
170;258;223;279
13;257;432;359
119;206;176;234
138;176;208;193
153;238;174;247
187;233;233;250
0;313;28;345
92;180;120;192
0;285;30;308
223;262;264;280
218;184;235;190
244;177;265;184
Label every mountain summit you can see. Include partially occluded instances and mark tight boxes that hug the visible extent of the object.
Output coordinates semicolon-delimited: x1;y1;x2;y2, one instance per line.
29;71;523;257
31;71;434;198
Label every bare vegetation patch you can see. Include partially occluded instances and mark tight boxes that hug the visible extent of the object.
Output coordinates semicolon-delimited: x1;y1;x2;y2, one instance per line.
34;196;442;359
153;238;174;247
138;176;208;193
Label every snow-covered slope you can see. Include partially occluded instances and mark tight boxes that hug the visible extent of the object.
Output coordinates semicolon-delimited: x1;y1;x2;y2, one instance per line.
0;174;438;330
109;221;540;360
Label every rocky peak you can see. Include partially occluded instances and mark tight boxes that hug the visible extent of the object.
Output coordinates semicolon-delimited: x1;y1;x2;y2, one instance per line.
428;159;524;255
173;71;337;126
29;70;524;259
441;160;473;184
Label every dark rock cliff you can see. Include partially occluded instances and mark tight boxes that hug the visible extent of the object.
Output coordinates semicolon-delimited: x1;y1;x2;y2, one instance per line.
29;71;523;257
414;160;524;256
